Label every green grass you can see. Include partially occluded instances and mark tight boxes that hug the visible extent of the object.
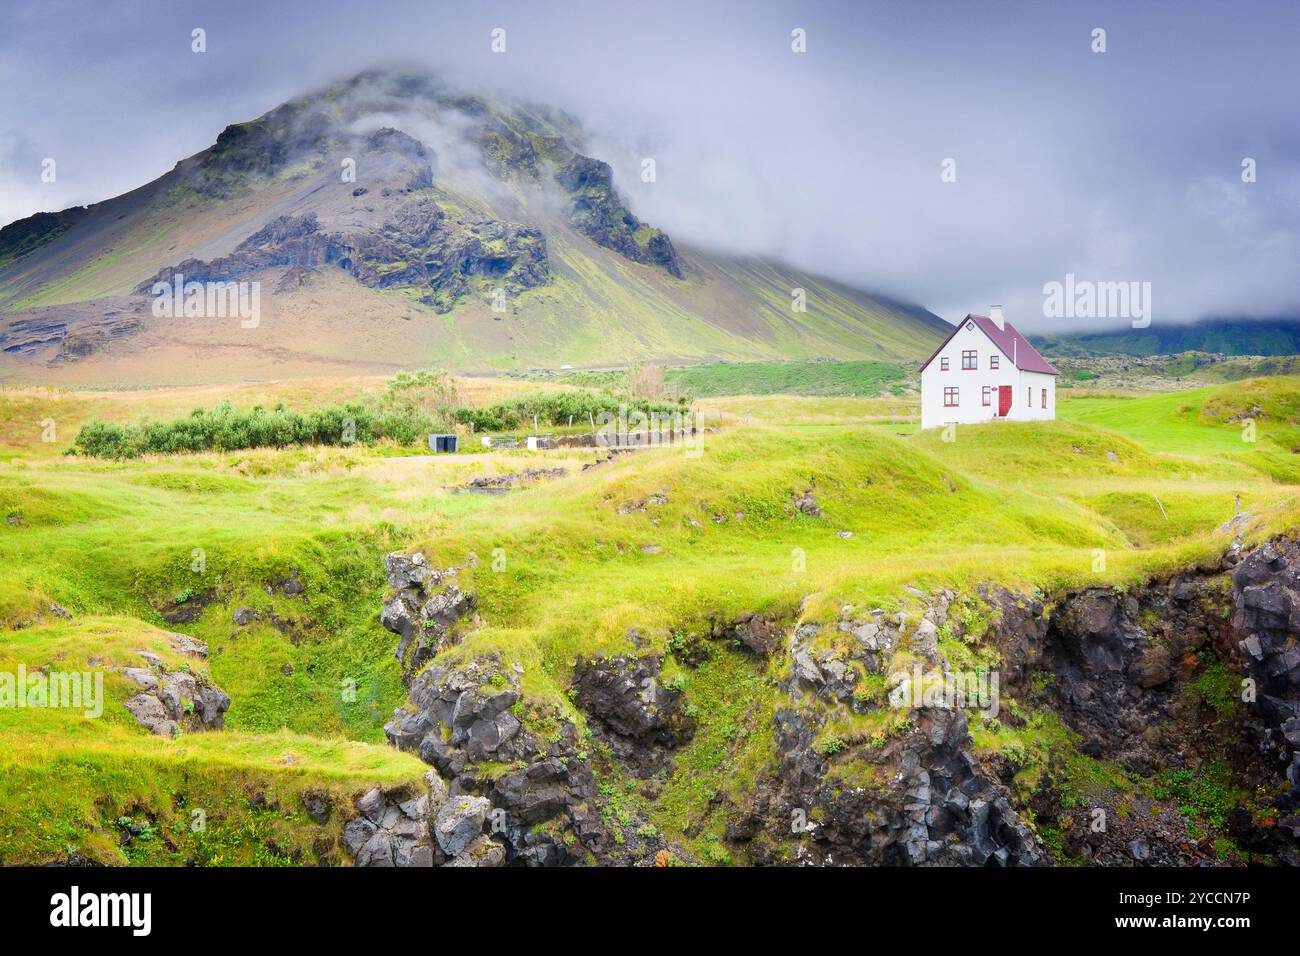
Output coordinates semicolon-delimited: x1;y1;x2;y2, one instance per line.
2;375;1298;864
1058;379;1300;487
665;360;908;398
0;616;425;864
1060;390;1255;455
1059;378;1300;455
648;646;780;860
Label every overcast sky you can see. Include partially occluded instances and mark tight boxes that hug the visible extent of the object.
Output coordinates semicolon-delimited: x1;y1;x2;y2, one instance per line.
2;0;1297;331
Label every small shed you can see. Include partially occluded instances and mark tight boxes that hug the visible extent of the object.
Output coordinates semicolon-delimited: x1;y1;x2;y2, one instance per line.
428;433;459;454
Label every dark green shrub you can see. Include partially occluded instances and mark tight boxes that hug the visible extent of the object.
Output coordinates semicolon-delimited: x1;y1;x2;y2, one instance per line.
71;399;443;459
454;392;684;432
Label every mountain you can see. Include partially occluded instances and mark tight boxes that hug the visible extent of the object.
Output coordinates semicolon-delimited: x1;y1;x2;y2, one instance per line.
0;71;947;386
1032;318;1300;359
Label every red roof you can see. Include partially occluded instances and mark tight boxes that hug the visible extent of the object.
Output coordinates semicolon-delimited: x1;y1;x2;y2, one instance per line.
920;314;1059;375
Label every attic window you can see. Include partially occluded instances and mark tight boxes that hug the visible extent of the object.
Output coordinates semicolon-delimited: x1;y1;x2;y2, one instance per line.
940;357;949;371
962;350;977;370
990;355;999;369
966;322;974;331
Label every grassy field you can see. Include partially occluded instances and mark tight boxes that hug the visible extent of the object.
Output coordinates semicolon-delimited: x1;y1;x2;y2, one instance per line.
2;373;1298;863
665;360;909;397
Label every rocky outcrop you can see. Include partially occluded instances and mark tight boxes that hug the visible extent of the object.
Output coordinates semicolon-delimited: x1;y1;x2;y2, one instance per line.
975;565;1239;776
0;307;144;364
785;603;910;706
556;155;683;278
733;597;1039;867
0;206;90;267
120;637;229;737
367;536;1300;867
792;489;821;517
138;198;548;316
1234;539;1300;753
986;552;1282;778
971;539;1300;865
1039;589;1196;772
139;120;550;317
460;468;566;493
714;612;781;658
380;552;476;681
194;106;322;196
384;654;675;865
1232;538;1300;860
340;772;508;867
387;656;525;771
572;655;695;775
417;218;548;313
772;706;1036;866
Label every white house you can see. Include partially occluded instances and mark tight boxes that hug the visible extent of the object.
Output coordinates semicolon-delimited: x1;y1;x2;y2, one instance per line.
919;306;1059;430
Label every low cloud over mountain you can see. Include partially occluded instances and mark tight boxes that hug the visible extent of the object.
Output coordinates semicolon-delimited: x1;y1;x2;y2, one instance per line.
1;0;1296;332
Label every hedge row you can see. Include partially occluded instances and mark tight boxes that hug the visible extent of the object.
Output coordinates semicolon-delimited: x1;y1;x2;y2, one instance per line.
454;392;684;432
72;401;440;458
72;391;691;459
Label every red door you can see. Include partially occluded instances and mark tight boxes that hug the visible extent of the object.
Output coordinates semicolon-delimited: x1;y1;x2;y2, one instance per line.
998;385;1012;417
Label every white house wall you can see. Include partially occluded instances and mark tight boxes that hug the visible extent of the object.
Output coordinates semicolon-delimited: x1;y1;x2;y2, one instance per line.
1017;369;1056;422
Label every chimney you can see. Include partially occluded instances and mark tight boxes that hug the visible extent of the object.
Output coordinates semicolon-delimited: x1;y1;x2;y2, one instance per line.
989;305;1005;330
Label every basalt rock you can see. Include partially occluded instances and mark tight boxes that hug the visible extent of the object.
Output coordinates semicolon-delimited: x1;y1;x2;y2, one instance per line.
557;154;683;279
138;195;549;316
385;551;435;591
744;702;1038;866
443;834;508;867
977;541;1300;865
385;656;525;773
266;567;304;597
715;612;781;658
120;651;230;738
385;654;677;865
793;489;821;517
735;592;1039;867
572;655;695;776
340;772;483;868
460;468;566;492
380;552;475;681
434;795;492;857
367;536;1300;866
1231;538;1300;861
981;568;1234;775
1036;588;1180;773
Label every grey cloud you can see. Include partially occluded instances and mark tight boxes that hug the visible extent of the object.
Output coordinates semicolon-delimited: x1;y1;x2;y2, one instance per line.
0;0;1296;331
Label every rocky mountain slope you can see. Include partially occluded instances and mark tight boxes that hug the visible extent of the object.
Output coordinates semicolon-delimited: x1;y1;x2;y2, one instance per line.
0;71;946;385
